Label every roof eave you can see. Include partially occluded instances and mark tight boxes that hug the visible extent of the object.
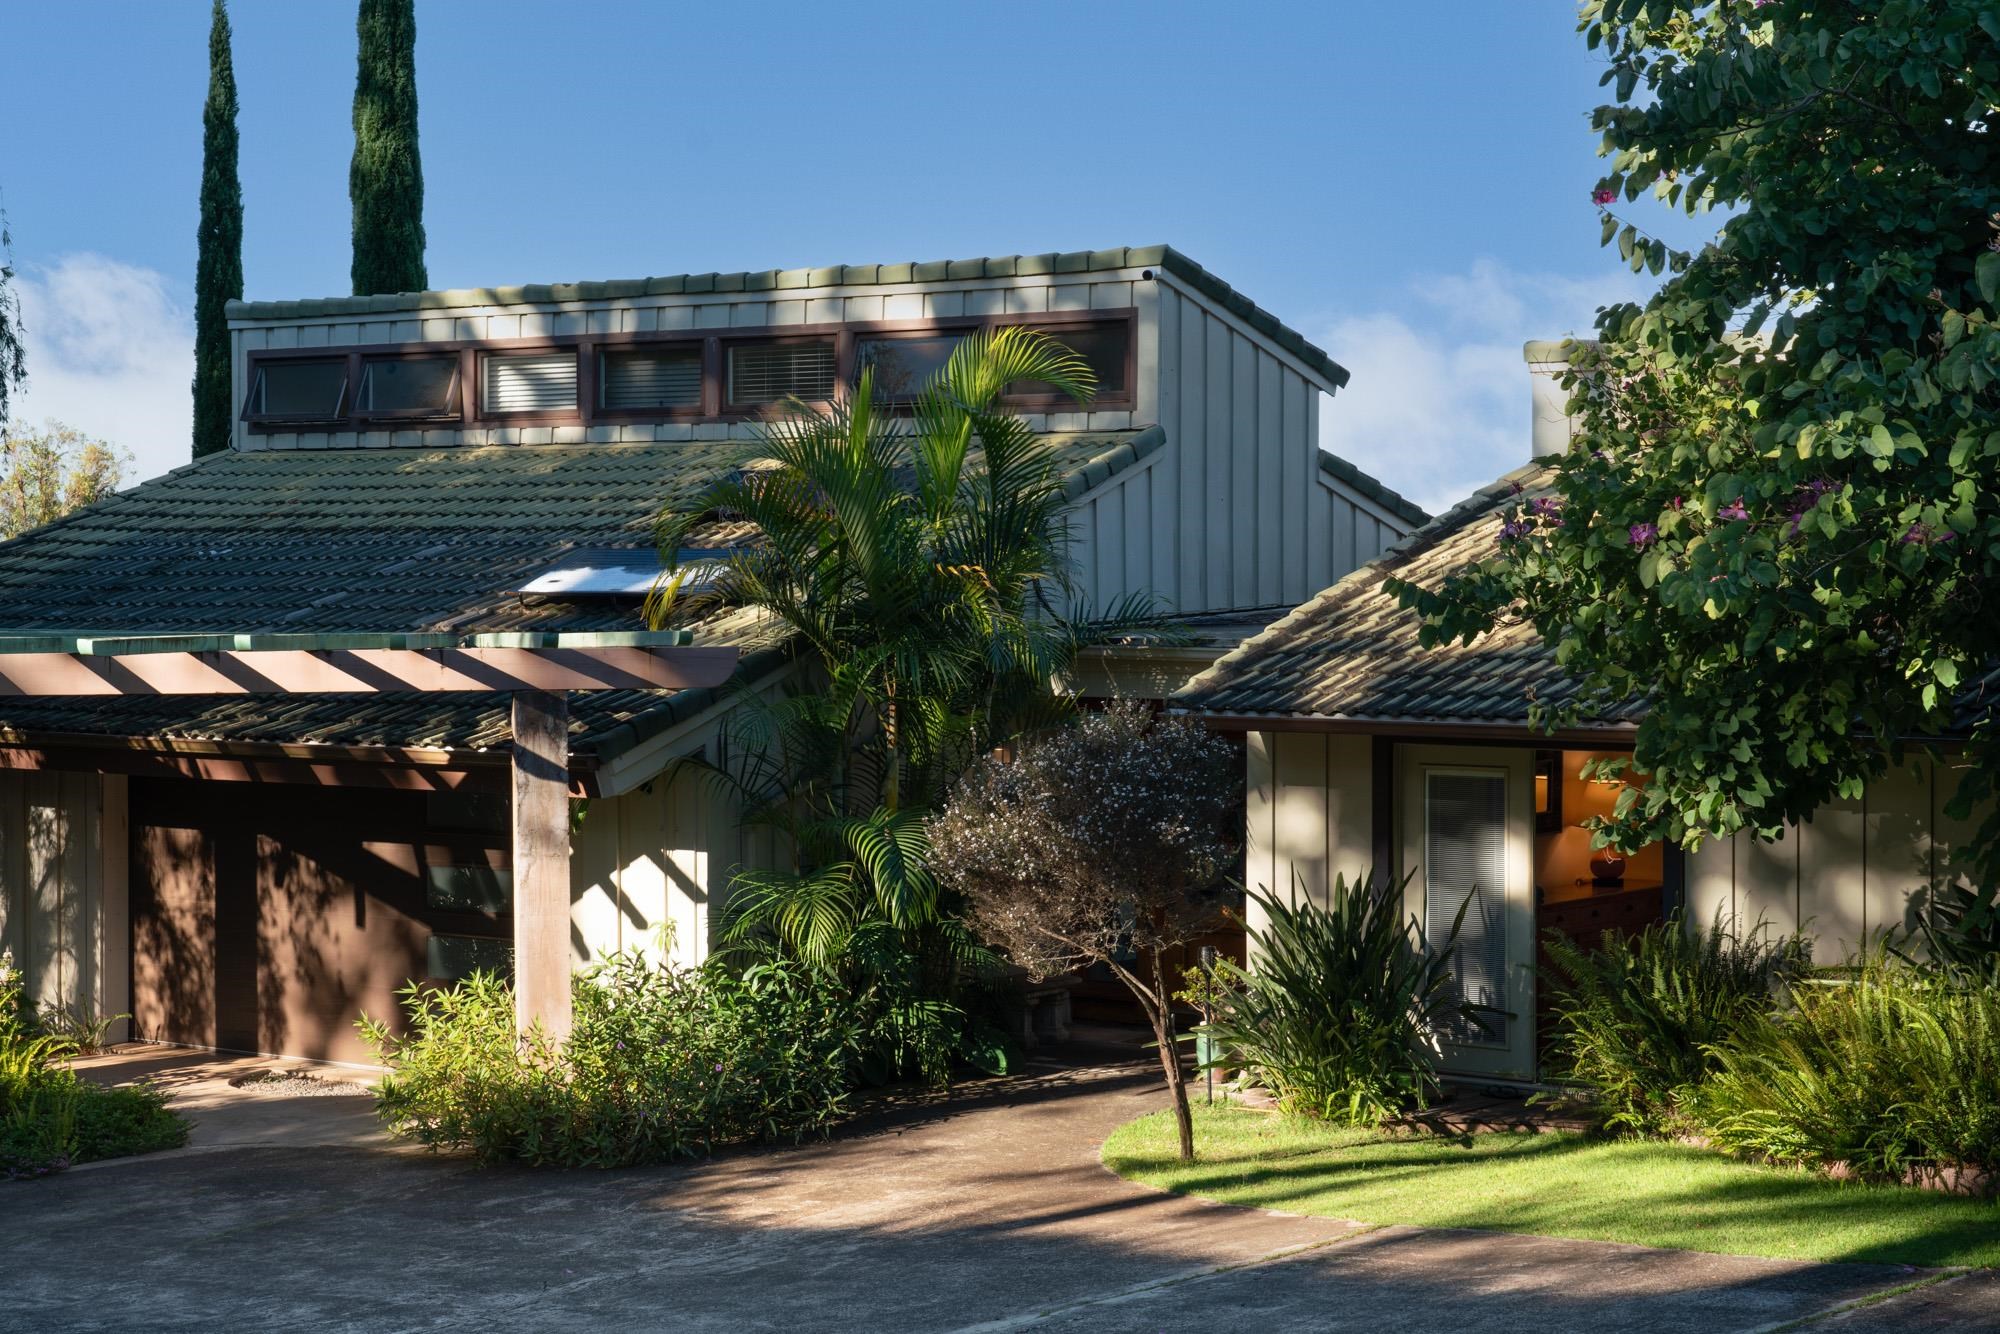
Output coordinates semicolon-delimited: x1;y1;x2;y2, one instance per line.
1169;710;1640;744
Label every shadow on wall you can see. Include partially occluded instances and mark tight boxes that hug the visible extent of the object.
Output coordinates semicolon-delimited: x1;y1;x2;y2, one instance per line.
130;778;470;1063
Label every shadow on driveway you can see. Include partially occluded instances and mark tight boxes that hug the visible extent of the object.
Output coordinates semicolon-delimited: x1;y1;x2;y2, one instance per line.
7;1043;1955;1333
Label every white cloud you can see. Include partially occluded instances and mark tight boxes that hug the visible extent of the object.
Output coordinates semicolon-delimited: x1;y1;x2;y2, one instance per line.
11;254;194;488
1316;259;1650;515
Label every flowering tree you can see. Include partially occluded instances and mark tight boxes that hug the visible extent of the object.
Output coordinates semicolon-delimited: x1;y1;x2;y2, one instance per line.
928;705;1240;1161
1403;3;2000;897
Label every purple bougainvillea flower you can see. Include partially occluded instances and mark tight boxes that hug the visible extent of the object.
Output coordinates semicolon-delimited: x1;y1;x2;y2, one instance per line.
1592;188;1617;205
1628;522;1658;548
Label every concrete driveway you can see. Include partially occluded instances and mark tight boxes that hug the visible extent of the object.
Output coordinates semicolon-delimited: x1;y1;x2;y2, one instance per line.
10;1045;1994;1332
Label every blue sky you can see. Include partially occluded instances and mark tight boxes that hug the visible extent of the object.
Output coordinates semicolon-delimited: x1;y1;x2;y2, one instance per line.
2;0;1695;504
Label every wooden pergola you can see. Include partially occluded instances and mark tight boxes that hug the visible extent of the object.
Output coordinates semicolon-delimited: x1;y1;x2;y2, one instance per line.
0;629;739;1041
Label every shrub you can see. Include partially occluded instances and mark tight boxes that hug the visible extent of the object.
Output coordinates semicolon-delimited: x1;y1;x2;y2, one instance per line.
363;952;865;1168
1199;874;1476;1127
1696;967;2000;1181
69;1081;186;1162
0;950;186;1179
1540;913;1802;1134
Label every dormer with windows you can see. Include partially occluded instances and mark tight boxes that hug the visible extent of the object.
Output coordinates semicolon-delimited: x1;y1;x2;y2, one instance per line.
225;246;1426;615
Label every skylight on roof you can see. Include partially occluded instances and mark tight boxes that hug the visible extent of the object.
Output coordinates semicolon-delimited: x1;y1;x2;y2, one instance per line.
516;547;732;598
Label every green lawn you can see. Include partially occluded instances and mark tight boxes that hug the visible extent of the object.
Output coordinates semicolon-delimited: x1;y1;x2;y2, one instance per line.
1103;1104;2000;1268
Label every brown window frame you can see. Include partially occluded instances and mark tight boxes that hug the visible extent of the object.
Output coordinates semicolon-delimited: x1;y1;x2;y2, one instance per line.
595;341;711;422
472;344;586;427
239;353;352;428
353;349;466;424
722;333;840;416
241;308;1136;435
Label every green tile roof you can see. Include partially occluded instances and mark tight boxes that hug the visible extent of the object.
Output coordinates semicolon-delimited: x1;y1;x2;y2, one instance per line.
1177;463;1997;741
226;246;1351;391
1172;463;1640;729
0;430;1159;760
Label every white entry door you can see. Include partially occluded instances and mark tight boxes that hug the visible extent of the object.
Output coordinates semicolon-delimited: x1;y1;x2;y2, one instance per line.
1397;745;1536;1081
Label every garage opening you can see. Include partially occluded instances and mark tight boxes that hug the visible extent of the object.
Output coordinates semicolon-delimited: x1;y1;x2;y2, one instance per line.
130;778;511;1064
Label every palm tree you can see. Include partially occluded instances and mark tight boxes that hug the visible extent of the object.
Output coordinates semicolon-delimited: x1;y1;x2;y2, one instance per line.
651;327;1170;1079
657;327;1128;805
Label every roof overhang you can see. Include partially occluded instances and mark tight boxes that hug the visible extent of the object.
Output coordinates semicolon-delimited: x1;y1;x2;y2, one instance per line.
1175;711;1642;747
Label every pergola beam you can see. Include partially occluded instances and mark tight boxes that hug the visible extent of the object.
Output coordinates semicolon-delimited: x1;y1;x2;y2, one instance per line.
0;644;738;697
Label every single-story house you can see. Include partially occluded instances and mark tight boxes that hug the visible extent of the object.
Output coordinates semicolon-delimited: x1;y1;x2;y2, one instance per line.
0;245;1425;1062
1173;341;1982;1084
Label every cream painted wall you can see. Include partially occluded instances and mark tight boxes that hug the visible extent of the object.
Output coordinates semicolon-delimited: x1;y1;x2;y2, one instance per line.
1244;731;1375;951
0;770;128;1040
1686;756;1979;964
569;765;726;971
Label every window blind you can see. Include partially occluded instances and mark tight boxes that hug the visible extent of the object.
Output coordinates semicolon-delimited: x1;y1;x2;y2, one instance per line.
601;348;702;410
483;352;578;413
728;341;835;406
1424;770;1509;1045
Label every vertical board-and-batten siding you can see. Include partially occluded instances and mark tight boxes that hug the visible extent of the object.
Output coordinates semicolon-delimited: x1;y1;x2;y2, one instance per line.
1152;277;1412;614
569;768;718;972
231;270;1152;453
1243;732;1374;953
568;763;792;972
1686;758;1979;964
0;770;129;1038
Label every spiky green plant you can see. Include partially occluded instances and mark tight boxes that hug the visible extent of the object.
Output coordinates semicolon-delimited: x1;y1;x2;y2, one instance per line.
1696;965;2000;1181
1201;872;1478;1127
1541;913;1803;1134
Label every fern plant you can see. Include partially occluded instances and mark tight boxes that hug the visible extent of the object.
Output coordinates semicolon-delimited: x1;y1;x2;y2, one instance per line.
1540;912;1802;1134
1200;872;1478;1127
1696;965;2000;1180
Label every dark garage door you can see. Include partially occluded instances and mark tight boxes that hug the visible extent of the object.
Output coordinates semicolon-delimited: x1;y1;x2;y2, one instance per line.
130;777;511;1064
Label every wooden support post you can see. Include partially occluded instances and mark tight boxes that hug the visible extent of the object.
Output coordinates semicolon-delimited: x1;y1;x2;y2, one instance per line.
510;689;572;1044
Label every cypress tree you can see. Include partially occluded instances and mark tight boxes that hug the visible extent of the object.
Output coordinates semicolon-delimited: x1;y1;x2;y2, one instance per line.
349;0;426;296
192;0;242;459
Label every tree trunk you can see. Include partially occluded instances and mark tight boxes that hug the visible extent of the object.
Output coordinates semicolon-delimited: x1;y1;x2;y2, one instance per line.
882;688;901;813
1150;954;1195;1162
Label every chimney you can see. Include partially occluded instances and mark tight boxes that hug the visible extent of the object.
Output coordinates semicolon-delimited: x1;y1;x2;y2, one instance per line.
1523;339;1582;460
